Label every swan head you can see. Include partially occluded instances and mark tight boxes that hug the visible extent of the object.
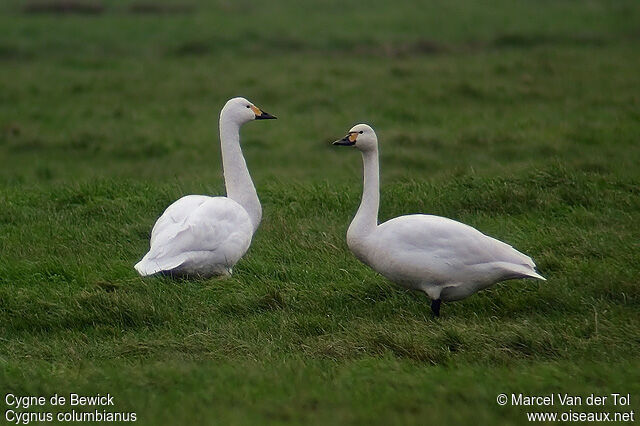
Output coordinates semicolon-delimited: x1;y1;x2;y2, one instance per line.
221;97;276;124
333;123;377;151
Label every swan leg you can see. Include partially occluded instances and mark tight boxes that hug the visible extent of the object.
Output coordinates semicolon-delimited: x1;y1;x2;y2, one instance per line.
431;299;442;317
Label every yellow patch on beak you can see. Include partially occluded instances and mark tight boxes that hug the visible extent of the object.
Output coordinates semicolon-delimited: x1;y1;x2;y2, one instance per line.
250;105;263;117
348;133;358;142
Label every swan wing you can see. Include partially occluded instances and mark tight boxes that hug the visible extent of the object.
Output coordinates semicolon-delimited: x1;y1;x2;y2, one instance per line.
149;195;211;245
136;196;253;275
373;214;542;282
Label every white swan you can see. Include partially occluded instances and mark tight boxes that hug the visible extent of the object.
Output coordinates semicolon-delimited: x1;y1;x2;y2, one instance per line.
135;97;276;277
333;124;545;316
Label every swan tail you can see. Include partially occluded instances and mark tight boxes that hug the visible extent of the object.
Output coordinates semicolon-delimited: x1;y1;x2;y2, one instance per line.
134;252;185;277
496;262;547;281
525;269;546;281
134;256;160;277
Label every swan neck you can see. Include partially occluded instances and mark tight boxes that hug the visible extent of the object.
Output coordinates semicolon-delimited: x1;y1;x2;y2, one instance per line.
219;116;261;232
349;148;379;240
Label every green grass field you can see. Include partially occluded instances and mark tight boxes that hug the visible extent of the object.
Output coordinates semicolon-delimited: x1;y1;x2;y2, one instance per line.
1;0;639;424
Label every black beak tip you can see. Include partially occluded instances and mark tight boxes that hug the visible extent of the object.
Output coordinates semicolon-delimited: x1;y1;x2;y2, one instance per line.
256;112;277;120
333;138;355;146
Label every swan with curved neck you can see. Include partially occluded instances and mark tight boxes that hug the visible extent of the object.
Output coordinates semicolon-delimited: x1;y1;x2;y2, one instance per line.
135;97;276;277
333;124;545;316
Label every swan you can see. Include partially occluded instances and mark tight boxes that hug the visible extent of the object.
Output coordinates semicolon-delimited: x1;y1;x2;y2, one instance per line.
332;124;545;316
135;97;276;277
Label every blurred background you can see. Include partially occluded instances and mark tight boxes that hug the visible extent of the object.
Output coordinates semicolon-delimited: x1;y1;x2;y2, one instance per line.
2;0;639;186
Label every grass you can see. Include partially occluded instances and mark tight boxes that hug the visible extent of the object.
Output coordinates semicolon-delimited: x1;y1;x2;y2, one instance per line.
1;0;639;424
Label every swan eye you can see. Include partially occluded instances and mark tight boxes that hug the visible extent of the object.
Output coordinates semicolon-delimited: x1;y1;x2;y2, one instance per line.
359;131;364;134
246;105;251;108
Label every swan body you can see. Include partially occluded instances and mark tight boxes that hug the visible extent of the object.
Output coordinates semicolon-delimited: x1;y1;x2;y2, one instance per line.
351;214;544;301
333;124;545;315
135;196;253;277
135;97;276;277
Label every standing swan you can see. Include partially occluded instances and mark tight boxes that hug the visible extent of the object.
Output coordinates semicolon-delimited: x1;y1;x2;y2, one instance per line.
135;97;276;277
333;124;545;316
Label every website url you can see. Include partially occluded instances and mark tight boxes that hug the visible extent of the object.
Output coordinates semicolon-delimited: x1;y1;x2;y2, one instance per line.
526;411;635;422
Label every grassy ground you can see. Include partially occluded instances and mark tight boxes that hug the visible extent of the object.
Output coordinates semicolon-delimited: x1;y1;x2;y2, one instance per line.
1;0;639;424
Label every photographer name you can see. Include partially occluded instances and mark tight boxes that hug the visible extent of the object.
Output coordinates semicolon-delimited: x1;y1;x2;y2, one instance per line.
511;393;631;407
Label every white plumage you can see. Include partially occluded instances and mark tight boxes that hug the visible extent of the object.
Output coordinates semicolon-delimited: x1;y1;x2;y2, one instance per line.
333;124;545;316
135;97;276;277
135;196;253;277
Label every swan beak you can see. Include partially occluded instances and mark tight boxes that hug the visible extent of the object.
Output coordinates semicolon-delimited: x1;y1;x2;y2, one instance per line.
255;110;277;120
332;133;357;146
251;105;277;120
